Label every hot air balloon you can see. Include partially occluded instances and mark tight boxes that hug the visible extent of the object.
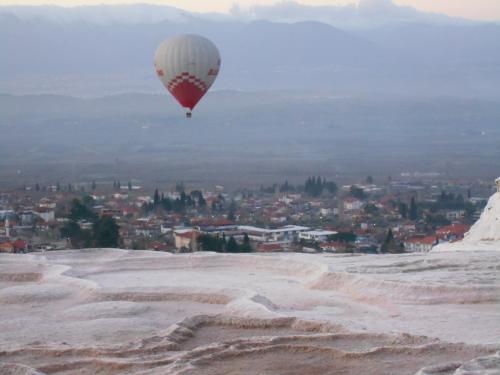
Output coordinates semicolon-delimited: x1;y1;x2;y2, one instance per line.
154;34;221;118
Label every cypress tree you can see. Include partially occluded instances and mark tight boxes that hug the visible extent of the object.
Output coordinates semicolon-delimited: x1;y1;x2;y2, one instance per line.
409;197;418;220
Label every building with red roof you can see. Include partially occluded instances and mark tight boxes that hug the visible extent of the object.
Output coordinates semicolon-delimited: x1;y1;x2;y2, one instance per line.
436;224;470;242
404;236;438;253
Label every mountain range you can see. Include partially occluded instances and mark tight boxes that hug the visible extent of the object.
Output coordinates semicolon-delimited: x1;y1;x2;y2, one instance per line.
1;2;499;97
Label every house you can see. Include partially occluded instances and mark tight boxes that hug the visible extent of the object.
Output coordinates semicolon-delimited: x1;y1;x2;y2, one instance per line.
160;225;173;235
122;206;140;217
38;198;56;209
270;216;287;223
319;208;333;217
320;242;350;253
238;225;309;243
193;219;237;234
136;196;153;207
279;195;294;205
34;208;55;223
112;193;128;200
0;240;14;253
445;210;466;221
135;227;154;237
19;211;35;226
343;198;364;211
13;239;28;252
436;224;470;242
174;229;200;251
404;236;438;253
100;208;121;217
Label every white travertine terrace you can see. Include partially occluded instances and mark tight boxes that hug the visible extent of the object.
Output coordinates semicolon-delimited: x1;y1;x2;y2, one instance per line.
0;249;499;374
434;177;500;251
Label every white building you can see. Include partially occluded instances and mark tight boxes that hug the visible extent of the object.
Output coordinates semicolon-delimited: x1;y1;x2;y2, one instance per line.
319;208;335;217
404;236;437;253
343;198;364;211
299;230;337;243
238;225;310;243
445;210;465;221
34;209;55;222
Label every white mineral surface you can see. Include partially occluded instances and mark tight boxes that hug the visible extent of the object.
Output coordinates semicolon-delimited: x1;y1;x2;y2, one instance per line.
434;186;500;252
0;248;499;374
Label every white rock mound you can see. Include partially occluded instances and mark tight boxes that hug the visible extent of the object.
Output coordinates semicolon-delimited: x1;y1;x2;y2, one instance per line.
433;177;500;252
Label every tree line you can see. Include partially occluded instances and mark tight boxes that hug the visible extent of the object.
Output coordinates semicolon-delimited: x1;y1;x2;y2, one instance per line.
60;198;120;248
260;176;338;197
197;233;252;253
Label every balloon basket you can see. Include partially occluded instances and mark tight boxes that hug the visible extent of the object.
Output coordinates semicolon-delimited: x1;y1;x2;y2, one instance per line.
186;111;192;118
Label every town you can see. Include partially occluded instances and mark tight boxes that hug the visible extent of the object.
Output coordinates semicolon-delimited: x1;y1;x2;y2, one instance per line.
0;174;495;255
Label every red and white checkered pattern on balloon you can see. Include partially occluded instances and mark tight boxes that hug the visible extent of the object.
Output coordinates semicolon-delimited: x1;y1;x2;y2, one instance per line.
167;72;208;92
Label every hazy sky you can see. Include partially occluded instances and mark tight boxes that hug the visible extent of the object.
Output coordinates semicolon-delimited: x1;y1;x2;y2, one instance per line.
1;0;500;21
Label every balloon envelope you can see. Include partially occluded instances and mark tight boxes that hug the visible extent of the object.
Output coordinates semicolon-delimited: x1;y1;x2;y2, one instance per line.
154;34;221;112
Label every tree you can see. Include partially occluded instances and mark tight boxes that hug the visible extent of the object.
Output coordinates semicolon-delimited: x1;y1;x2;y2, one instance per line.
175;182;185;193
280;180;296;192
153;189;160;207
60;221;92;248
325;181;337;194
161;197;173;211
198;194;207;207
425;214;450;227
227;201;237;221
69;199;97;222
226;236;239;253
304;176;337;197
222;233;227;248
364;203;379;215
240;233;252;253
350;185;366;200
464;205;476;223
329;232;357;243
82;195;95;208
398;202;408;219
381;229;403;254
197;234;226;252
92;216;120;248
409;197;418;220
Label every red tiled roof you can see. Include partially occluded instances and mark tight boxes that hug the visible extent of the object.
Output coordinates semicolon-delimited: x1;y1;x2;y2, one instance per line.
175;231;200;239
436;224;470;236
13;239;27;250
0;241;14;251
405;236;437;245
